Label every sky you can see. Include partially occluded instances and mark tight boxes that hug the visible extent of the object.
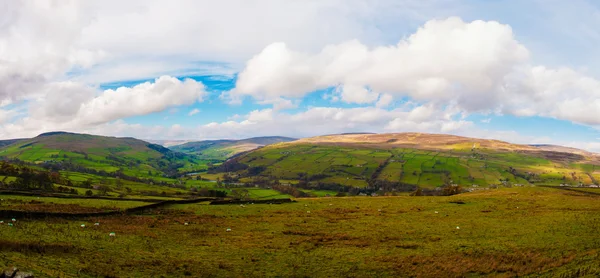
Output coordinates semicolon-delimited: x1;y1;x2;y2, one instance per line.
1;0;600;151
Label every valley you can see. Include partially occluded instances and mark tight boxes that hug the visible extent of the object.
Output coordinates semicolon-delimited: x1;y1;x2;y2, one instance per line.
1;132;599;277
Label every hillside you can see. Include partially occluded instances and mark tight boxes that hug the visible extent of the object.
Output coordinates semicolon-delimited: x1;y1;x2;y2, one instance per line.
219;133;600;191
0;132;204;179
170;136;296;160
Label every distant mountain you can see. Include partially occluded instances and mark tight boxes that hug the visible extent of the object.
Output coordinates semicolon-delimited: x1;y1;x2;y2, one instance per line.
145;139;191;147
530;144;598;157
0;132;202;178
170;136;296;160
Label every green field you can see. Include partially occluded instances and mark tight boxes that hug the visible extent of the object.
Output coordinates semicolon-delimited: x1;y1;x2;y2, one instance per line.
1;186;599;277
232;144;600;190
0;132;208;180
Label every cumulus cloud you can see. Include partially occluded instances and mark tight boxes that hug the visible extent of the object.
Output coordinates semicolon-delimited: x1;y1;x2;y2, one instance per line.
195;104;471;139
188;108;201;116
0;76;206;138
0;1;99;102
230;18;528;107
230;17;600;127
60;76;205;125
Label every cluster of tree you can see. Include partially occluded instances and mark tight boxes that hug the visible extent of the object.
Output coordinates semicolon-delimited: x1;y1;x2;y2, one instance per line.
508;167;538;183
207;159;248;173
189;187;228;197
271;184;313;198
0;161;68;192
37;160;173;186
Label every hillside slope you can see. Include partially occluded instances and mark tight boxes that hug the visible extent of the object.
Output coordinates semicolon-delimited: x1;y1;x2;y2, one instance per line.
222;133;600;190
171;136;295;160
0;132;202;178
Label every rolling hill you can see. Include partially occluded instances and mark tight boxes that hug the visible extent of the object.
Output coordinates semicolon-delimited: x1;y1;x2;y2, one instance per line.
170;136;296;160
219;133;600;191
0;132;204;179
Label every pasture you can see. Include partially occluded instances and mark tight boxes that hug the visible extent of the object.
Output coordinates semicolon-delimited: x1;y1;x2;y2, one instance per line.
238;144;600;189
1;186;599;277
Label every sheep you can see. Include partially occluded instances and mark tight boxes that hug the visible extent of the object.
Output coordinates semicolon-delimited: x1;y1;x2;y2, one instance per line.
306;211;311;214
226;228;232;232
81;224;86;228
184;222;189;226
94;223;100;226
11;218;16;222
456;226;460;230
109;232;116;237
0;221;3;224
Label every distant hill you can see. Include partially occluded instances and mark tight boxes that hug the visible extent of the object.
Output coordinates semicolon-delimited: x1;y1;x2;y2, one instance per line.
0;132;203;178
145;139;191;147
170;136;296;160
0;138;26;148
217;133;600;190
530;144;598;158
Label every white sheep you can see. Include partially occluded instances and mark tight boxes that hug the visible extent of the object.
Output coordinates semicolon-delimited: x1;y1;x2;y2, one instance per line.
109;232;116;237
226;228;232;232
81;224;86;228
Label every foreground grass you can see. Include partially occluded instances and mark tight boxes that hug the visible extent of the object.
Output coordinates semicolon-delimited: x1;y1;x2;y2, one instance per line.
0;187;599;277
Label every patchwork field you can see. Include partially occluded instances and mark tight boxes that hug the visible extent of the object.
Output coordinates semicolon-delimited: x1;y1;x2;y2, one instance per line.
1;186;599;277
233;134;600;189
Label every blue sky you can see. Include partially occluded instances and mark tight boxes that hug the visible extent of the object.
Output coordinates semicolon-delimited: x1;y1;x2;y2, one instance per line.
0;0;599;151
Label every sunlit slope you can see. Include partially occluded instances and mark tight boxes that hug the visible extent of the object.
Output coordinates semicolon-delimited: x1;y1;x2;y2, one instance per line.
0;132;202;177
171;136;295;160
234;133;600;188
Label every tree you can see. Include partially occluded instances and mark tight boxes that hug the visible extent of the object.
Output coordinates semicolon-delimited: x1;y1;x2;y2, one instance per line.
85;190;94;196
115;178;123;189
231;189;250;200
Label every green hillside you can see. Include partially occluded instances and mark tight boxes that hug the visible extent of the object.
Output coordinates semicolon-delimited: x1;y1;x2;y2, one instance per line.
219;133;600;192
170;136;295;160
0;132;206;179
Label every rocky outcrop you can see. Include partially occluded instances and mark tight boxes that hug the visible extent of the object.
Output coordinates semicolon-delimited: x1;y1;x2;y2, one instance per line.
1;266;33;278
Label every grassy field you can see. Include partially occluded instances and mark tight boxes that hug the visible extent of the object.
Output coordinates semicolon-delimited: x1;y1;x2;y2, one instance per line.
0;195;148;213
0;132;208;179
0;186;599;277
235;143;600;189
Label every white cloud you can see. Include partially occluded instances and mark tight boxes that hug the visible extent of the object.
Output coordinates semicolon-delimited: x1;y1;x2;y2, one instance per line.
0;1;99;102
230;18;529;108
230;17;600;127
188;108;201;116
375;94;394;108
195;105;470;139
0;76;206;138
